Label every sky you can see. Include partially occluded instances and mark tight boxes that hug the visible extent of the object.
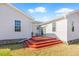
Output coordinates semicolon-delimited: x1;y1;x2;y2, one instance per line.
12;3;79;22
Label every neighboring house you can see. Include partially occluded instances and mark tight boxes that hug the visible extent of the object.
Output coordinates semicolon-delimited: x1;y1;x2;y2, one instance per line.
0;4;34;44
40;10;79;44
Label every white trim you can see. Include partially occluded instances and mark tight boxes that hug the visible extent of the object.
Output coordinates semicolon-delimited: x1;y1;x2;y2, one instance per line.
40;9;79;26
6;3;34;21
40;16;65;26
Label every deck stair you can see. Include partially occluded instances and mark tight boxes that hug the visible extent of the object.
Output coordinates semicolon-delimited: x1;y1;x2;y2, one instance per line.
24;36;63;48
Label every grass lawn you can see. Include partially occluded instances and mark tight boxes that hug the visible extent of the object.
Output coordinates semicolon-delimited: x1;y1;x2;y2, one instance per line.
1;43;79;56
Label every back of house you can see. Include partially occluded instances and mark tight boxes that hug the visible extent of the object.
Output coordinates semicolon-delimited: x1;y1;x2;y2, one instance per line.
40;10;79;44
40;16;67;43
1;3;79;44
0;4;33;44
66;10;79;43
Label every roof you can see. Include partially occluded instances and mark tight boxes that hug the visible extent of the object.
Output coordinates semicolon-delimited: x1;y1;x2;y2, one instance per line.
40;16;65;26
3;3;79;25
2;3;34;21
40;9;79;26
32;20;42;24
32;21;42;26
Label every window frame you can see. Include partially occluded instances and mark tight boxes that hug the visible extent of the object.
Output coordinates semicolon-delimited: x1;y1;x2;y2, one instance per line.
15;20;21;32
72;21;74;32
52;22;56;32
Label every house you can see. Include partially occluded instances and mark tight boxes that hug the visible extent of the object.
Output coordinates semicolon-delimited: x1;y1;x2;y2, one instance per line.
0;3;35;44
1;3;79;45
39;10;79;44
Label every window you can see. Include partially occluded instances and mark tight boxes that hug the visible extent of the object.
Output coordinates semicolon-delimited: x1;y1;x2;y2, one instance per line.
15;20;21;32
72;21;74;32
52;22;56;32
37;27;39;30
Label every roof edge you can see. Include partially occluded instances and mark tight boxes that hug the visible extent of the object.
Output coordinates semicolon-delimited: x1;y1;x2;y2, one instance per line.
40;9;79;26
6;3;34;21
40;16;65;26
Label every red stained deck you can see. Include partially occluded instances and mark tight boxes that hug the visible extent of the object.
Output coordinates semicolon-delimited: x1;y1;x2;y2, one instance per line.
24;36;63;48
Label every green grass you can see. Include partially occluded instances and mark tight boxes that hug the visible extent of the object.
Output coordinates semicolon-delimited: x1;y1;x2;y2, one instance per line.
0;43;24;56
1;43;79;56
0;49;11;56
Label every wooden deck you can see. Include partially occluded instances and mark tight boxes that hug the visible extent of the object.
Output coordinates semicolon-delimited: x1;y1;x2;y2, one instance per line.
24;36;63;48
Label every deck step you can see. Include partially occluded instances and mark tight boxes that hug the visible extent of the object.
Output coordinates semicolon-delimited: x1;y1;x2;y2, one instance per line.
32;36;56;41
27;39;61;45
26;41;62;48
24;36;63;48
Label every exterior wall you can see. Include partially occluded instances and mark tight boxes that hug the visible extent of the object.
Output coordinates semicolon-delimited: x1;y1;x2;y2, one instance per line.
41;18;67;42
41;25;47;35
67;11;79;41
0;4;32;40
32;23;38;36
56;19;67;42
